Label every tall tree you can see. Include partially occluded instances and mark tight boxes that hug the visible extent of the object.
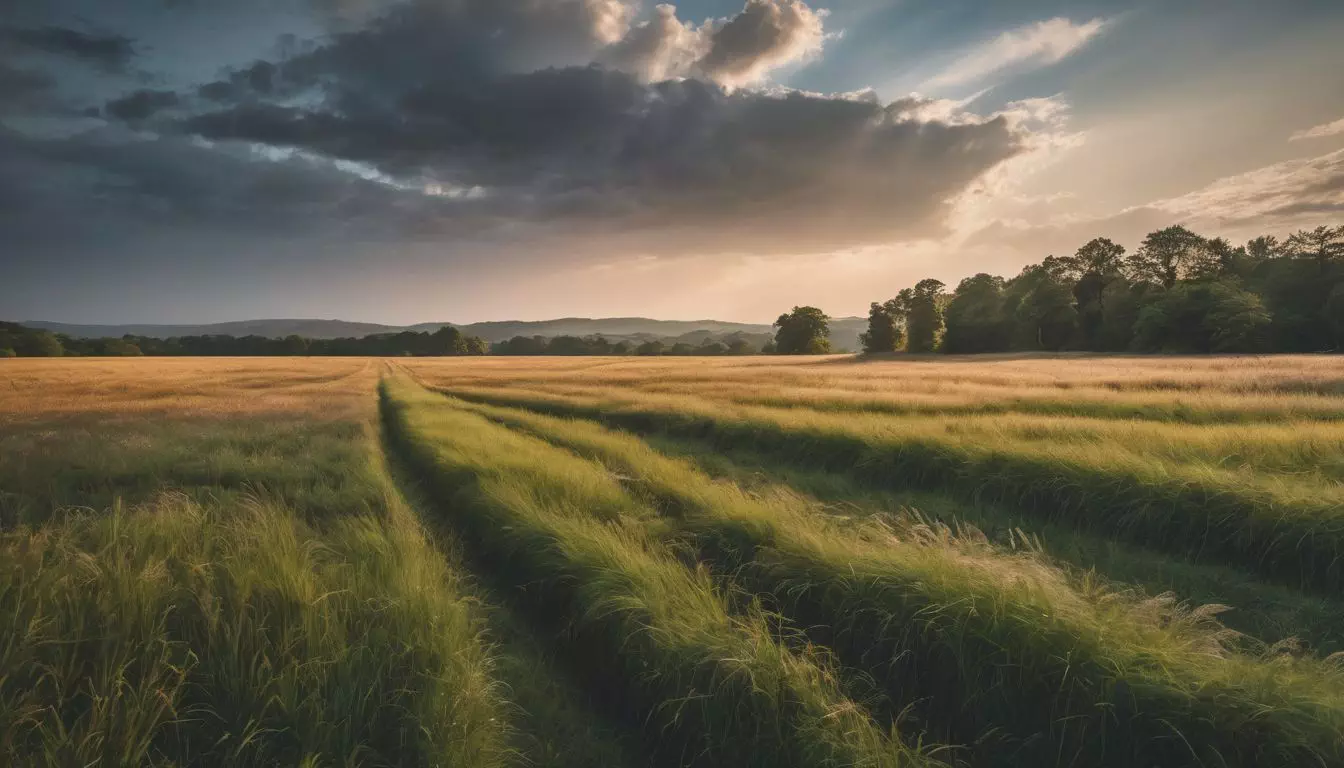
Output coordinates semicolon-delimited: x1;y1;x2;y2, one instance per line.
773;306;832;354
1002;263;1077;350
1065;237;1127;278
1285;225;1344;270
942;274;1009;353
895;280;946;353
859;301;903;355
1127;225;1206;288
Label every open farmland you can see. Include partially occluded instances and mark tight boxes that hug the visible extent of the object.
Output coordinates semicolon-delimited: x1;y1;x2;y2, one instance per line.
4;355;1344;766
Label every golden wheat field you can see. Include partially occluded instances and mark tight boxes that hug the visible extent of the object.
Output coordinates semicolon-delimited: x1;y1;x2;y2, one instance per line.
4;354;1344;767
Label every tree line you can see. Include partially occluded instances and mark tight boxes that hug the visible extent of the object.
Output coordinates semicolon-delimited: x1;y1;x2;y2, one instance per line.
7;223;1341;360
0;323;488;358
491;334;766;356
773;224;1343;356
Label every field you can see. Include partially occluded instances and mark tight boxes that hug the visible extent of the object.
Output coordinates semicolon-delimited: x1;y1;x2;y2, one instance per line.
3;355;1344;767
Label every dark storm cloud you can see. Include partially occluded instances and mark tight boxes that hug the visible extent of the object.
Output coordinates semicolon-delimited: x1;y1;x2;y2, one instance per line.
1;127;416;227
104;89;180;121
0;25;137;72
178;67;1022;251
0;63;55;104
14;0;1027;261
140;0;1024;253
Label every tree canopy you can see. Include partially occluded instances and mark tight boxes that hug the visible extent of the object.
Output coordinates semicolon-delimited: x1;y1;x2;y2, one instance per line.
773;306;832;355
862;223;1343;356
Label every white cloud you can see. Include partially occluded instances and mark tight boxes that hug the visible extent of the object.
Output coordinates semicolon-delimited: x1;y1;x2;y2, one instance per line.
1290;117;1344;142
1156;147;1344;226
924;17;1108;90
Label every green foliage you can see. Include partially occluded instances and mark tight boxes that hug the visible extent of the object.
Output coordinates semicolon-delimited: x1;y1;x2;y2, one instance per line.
892;280;945;353
1127;225;1207;288
773;306;832;354
942;274;1009;353
859;301;903;354
1132;280;1271;352
873;221;1343;356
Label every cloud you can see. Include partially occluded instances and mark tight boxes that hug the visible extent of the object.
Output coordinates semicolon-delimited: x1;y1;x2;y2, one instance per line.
176;70;1022;253
960;148;1344;261
104;89;180;121
1156;147;1344;227
78;0;1021;256
16;0;1046;266
695;0;828;88
0;25;137;73
1290;117;1344;142
924;17;1107;90
597;0;829;87
598;4;710;83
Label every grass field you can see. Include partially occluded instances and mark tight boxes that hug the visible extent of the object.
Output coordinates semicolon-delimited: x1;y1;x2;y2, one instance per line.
3;355;1344;766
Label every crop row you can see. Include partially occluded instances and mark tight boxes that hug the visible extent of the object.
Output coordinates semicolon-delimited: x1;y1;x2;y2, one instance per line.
433;390;1344;767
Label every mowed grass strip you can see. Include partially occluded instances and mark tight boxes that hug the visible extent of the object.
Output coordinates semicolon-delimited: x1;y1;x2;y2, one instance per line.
380;376;939;768
436;384;1344;595
444;394;1344;768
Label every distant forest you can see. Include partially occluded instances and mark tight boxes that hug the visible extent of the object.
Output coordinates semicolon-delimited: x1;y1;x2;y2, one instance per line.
0;324;490;358
4;223;1341;359
849;224;1344;356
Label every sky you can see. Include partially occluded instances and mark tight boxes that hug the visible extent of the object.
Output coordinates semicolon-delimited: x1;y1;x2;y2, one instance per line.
2;0;1342;325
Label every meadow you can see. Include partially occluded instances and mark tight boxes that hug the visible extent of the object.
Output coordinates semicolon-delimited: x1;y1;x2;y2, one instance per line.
3;354;1344;766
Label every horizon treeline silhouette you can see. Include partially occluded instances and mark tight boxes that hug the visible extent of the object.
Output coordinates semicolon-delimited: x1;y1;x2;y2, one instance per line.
3;223;1340;359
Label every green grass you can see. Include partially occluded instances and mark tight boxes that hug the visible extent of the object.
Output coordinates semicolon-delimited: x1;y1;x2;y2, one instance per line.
646;431;1344;655
7;356;1344;768
436;384;1344;595
0;486;509;766
379;375;939;768
431;388;1344;767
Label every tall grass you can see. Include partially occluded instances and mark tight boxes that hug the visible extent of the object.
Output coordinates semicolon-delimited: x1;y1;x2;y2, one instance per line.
441;391;1344;767
0;363;513;766
648;431;1344;654
379;376;939;768
436;384;1344;594
0;489;508;766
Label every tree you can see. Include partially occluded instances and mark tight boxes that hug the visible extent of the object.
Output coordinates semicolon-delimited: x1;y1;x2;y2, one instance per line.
1245;235;1282;262
16;331;64;357
1019;280;1078;350
773;306;831;354
896;279;945;353
726;338;756;355
100;338;144;356
1127;225;1206;288
635;340;665;356
1188;237;1245;280
1065;237;1126;278
1285;225;1344;270
1131;279;1269;352
859;301;902;355
942;274;1009;353
280;334;309;356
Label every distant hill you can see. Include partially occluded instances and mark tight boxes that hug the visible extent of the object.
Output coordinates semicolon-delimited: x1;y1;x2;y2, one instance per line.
26;319;408;340
26;315;869;351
